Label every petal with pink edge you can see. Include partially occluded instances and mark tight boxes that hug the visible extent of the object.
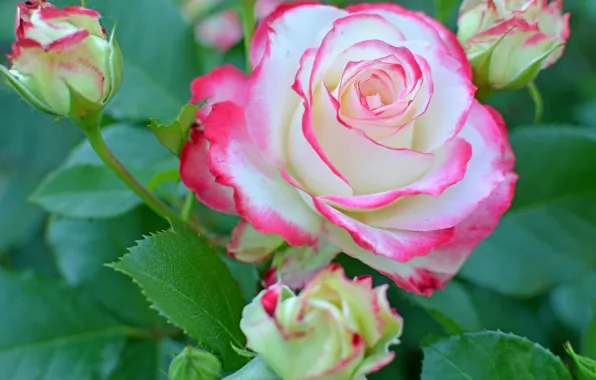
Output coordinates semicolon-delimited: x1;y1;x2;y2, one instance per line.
180;128;236;215
309;13;406;96
399;41;475;153
346;2;472;77
317;200;454;263
326;171;515;298
228;219;285;263
250;2;346;69
206;101;323;246
321;137;471;211
190;64;248;122
314;84;435;196
246;4;347;166
359;102;507;231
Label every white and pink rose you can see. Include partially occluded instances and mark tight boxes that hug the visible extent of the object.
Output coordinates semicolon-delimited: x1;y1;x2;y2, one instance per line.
181;2;518;296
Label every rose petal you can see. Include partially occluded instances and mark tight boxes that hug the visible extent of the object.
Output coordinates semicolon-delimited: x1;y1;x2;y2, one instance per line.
246;4;347;167
314;84;434;195
228;219;285;263
180;128;236;214
190;64;248;122
359;102;507;231
398;41;475;152
206;101;323;246
320;136;472;210
263;234;340;289
347;2;472;78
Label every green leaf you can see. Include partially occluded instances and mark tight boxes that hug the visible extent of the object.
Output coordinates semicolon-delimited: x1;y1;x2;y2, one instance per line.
223;357;280;380
148;168;181;191
109;226;247;371
169;346;222;380
32;124;180;219
8;231;60;278
31;164;141;218
565;343;596;380
59;0;202;121
221;254;261;302
0;89;81;251
421;331;573;379
468;284;550;346
433;0;459;23
399;280;481;334
0;269;127;380
47;207;168;327
550;271;596;334
584;316;596;360
108;339;183;380
149;103;201;156
461;127;596;297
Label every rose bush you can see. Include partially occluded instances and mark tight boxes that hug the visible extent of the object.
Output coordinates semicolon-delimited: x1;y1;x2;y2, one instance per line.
181;2;518;296
1;0;122;117
457;0;570;90
240;265;402;379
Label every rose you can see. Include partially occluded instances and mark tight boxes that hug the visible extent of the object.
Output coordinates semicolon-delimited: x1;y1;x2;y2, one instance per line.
1;0;122;118
240;265;403;379
457;0;570;90
181;3;518;296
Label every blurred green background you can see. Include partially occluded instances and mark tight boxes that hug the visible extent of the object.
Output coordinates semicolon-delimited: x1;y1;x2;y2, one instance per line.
1;0;595;379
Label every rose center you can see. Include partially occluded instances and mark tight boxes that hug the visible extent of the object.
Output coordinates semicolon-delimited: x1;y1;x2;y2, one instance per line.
357;72;396;111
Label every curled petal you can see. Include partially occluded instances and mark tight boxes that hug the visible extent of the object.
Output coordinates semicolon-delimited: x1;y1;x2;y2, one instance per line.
246;4;347;166
346;2;472;78
263;234;341;289
205;101;323;246
180;128;236;214
190;64;248;122
228;219;285;263
359;102;507;231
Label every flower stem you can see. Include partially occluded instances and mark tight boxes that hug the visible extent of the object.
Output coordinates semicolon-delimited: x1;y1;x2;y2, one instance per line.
240;0;256;73
181;191;195;222
80;113;203;233
528;81;543;124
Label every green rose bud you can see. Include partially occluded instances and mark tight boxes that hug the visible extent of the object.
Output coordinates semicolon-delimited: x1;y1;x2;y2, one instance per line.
457;0;570;91
240;265;403;380
169;346;222;380
1;0;123;118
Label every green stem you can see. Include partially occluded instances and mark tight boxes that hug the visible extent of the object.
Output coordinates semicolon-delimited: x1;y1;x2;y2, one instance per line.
240;0;256;73
80;113;203;233
527;81;543;124
181;191;195;222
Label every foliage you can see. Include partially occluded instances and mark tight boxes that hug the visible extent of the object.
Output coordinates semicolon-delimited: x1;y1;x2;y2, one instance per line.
1;0;595;379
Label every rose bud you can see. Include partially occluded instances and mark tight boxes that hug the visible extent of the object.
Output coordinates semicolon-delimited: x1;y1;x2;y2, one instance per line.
457;0;570;91
168;346;221;380
1;0;123;119
191;0;288;52
240;265;403;380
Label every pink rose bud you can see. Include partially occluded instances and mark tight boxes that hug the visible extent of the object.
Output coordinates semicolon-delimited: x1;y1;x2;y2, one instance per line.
457;0;570;90
1;0;123;118
192;0;288;52
240;265;403;380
